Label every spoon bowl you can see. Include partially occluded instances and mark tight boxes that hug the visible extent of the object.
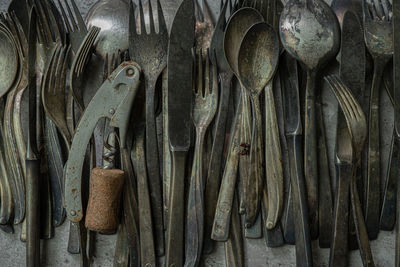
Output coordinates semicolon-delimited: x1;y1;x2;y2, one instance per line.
224;7;264;75
238;22;279;95
280;0;340;71
0;28;18;98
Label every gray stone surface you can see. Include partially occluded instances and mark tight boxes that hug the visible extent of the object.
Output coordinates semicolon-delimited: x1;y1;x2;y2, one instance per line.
0;0;396;266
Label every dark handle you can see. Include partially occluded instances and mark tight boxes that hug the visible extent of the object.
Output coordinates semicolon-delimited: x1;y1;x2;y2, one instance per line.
316;99;332;247
132;131;156;266
114;217;130;267
26;158;40;267
351;170;375;267
287;135;313;266
145;79;164;256
262;185;284;247
282;184;295;245
304;70;319;240
380;131;398;231
204;72;232;254
365;60;385;240
166;150;187;267
224;192;244;267
329;163;352;267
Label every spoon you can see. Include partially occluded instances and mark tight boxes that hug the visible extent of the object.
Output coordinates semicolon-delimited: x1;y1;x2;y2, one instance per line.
238;22;280;229
86;0;130;59
224;7;264;227
280;0;340;238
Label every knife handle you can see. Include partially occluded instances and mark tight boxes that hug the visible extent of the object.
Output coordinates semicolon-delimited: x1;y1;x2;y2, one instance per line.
366;61;385;240
212;99;242;242
264;80;284;230
166;150;187;267
26;158;40;267
304;70;319;240
380;131;398;231
287;134;313;267
329;163;351;267
350;167;375;267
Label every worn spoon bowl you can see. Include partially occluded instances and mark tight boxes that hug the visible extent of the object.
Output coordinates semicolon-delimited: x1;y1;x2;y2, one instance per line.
0;28;18;98
238;22;279;95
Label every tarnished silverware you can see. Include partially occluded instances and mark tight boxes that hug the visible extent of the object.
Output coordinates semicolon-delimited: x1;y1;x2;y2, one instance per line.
129;0;168;256
26;6;40;266
394;0;400;264
362;0;393;240
326;75;373;267
280;0;340;239
238;22;280;229
185;49;218;267
165;0;195;265
224;7;263;228
281;51;312;266
338;9;365;250
204;0;236;254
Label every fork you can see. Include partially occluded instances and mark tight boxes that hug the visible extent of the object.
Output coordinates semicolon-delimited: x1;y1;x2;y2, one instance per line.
362;0;393;240
326;75;373;267
195;0;215;50
204;0;236;254
57;0;87;53
129;0;168;256
69;26;100;111
185;49;218;267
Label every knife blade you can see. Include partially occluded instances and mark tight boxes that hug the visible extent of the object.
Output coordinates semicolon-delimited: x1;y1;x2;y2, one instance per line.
339;10;365;250
281;51;312;266
394;0;400;265
26;6;40;267
165;0;195;265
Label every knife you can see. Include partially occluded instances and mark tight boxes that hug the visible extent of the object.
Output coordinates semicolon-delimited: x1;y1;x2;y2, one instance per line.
394;0;400;265
165;0;195;265
26;6;40;267
381;64;398;231
281;52;312;266
338;10;365;250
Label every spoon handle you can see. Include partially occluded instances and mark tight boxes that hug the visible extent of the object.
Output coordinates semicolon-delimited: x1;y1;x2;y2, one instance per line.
246;93;264;226
264;80;284;229
304;70;319;239
212;97;242;241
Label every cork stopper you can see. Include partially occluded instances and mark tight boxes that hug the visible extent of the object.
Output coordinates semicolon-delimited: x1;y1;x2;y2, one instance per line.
85;168;125;234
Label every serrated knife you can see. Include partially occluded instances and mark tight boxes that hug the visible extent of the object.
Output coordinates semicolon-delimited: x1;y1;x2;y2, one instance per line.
165;0;195;265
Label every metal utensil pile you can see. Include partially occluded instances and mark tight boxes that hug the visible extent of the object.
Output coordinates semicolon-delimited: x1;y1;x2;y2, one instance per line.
0;0;397;266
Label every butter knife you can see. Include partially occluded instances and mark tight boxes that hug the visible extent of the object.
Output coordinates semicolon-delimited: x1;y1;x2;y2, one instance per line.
165;0;195;265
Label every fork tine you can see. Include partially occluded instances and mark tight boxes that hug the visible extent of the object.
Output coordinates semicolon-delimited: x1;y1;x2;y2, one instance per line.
48;44;61;94
202;0;215;26
44;0;61;42
138;0;146;35
382;0;392;19
211;52;218;95
362;0;372;21
129;0;137;36
58;0;72;33
64;0;77;30
53;45;65;95
148;0;155;33
76;27;96;74
331;76;355;119
156;0;167;33
334;76;360;119
11;12;28;58
69;0;86;31
197;49;203;95
374;0;385;19
59;45;70;93
204;49;210;97
34;0;47;45
77;27;99;74
35;0;52;45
